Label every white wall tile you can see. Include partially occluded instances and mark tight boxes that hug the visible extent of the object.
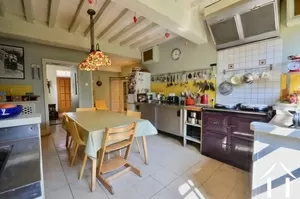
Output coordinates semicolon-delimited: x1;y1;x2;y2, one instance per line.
216;38;283;105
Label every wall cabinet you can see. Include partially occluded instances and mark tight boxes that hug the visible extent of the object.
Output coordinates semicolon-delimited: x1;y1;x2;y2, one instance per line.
202;110;270;171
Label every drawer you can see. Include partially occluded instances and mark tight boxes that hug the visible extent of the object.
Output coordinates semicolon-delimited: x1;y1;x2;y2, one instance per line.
203;111;229;134
202;132;230;156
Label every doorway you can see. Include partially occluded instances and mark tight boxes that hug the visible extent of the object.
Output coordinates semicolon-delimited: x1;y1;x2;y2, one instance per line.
109;77;128;112
57;77;72;113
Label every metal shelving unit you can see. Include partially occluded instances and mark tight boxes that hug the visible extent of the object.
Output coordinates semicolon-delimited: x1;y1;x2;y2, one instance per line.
183;109;202;148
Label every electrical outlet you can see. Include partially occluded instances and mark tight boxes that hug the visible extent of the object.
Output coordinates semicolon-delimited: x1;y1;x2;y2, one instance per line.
228;64;234;69
259;59;266;65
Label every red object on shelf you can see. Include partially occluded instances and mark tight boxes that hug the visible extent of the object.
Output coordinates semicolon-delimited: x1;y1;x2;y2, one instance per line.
186;98;195;105
201;94;208;104
289;69;300;73
165;32;170;38
133;16;137;23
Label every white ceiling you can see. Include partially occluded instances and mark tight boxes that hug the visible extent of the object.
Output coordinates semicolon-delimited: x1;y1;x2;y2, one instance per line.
0;0;218;67
1;0;177;49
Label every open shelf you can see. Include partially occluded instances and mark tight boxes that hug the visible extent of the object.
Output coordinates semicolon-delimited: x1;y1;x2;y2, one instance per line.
186;136;201;144
185;122;201;128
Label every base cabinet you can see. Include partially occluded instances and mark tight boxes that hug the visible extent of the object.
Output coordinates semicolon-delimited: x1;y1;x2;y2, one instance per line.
156;107;181;137
202;110;270;171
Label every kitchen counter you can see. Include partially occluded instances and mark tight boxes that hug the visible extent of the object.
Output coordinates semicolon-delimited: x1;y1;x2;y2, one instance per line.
202;107;269;116
251;121;300;198
135;102;209;111
0;114;43;199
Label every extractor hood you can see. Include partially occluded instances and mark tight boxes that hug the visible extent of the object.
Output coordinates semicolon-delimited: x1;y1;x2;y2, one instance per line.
205;0;280;50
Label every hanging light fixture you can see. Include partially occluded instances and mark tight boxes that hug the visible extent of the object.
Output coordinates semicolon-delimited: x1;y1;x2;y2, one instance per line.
79;9;111;71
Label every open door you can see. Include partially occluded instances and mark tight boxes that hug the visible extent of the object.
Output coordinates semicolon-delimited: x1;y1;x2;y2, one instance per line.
57;77;72;113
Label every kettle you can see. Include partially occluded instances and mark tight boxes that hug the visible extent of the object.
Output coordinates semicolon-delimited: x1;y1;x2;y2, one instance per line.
201;94;208;104
289;111;300;127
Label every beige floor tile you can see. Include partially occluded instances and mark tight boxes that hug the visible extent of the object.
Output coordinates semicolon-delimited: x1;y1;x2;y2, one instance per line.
181;158;223;187
133;176;164;199
45;185;73;199
70;177;108;199
151;167;178;186
151;188;182;199
227;172;251;199
201;164;244;199
44;170;68;193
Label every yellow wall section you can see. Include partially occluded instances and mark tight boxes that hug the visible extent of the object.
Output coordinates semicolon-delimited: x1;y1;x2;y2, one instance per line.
151;80;216;101
0;85;33;95
280;73;300;98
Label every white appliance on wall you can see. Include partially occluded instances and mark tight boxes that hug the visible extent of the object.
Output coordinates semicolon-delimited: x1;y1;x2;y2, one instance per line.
127;71;151;111
206;0;280;50
142;46;159;65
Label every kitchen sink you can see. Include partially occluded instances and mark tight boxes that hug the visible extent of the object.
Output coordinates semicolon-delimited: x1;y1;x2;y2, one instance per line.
0;145;12;178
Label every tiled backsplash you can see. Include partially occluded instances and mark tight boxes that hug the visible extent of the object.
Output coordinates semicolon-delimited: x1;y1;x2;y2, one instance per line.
216;39;283;105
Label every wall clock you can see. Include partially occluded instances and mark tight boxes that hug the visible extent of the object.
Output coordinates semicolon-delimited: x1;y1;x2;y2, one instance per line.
171;48;181;60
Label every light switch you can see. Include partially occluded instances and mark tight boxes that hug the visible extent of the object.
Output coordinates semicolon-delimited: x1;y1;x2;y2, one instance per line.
85;83;89;86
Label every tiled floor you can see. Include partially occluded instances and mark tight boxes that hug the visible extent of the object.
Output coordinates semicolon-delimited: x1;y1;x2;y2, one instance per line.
42;125;251;199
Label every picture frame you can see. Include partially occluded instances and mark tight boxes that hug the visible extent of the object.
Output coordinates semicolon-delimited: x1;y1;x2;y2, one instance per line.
0;44;25;79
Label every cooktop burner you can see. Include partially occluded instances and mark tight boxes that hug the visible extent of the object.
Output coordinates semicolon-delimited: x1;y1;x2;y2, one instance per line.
215;103;270;112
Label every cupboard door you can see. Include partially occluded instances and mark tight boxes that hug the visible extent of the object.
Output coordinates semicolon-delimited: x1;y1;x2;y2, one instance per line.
240;2;276;38
230;136;253;171
202;132;230;160
203;111;229;134
209;17;240;45
229;115;268;140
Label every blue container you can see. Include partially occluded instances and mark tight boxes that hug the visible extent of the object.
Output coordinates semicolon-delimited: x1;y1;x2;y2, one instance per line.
0;105;23;119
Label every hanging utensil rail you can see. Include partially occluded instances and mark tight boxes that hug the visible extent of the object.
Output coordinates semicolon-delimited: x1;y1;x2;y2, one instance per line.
223;64;273;75
151;65;216;77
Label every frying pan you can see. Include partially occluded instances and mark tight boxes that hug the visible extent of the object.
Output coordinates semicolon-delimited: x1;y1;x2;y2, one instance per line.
218;81;233;96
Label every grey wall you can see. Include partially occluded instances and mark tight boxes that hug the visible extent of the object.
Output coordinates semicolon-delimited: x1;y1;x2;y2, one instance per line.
0;37;92;123
144;35;217;74
92;71;120;109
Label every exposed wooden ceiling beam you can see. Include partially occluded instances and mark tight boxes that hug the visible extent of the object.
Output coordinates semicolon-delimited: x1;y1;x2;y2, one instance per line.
0;0;5;17
48;0;60;28
22;0;34;23
84;0;111;36
140;35;173;50
97;8;128;40
108;16;145;43
120;22;158;46
130;32;162;48
69;0;88;33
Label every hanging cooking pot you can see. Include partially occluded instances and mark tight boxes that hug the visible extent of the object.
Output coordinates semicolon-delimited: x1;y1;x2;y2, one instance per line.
96;76;102;87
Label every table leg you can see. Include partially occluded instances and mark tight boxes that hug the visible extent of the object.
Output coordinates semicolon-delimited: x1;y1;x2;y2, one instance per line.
91;158;96;192
141;136;148;165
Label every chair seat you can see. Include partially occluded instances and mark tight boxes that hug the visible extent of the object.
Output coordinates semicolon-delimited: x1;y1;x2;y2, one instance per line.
101;156;127;174
106;140;130;153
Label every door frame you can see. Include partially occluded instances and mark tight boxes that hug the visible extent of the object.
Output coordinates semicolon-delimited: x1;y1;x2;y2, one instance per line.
42;58;93;129
56;77;72;113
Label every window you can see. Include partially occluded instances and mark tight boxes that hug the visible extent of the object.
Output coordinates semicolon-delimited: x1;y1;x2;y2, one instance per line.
56;70;71;77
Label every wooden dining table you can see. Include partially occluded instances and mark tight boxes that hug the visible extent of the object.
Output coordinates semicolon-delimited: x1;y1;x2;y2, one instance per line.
65;110;158;191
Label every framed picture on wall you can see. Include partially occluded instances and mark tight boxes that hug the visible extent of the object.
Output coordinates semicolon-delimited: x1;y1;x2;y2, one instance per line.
0;44;25;79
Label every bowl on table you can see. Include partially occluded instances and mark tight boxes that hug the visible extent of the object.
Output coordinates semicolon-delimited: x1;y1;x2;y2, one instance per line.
0;104;23;119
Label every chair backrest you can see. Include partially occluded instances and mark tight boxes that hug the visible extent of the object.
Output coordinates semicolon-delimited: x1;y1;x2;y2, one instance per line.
95;100;109;110
65;120;85;145
98;122;137;169
62;113;69;130
126;110;141;119
76;107;96;112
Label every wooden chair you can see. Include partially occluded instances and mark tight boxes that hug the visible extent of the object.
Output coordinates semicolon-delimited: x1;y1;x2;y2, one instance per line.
65;120;87;171
95;100;109;110
62;113;72;151
97;122;141;194
76;107;96;112
126;110;142;154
